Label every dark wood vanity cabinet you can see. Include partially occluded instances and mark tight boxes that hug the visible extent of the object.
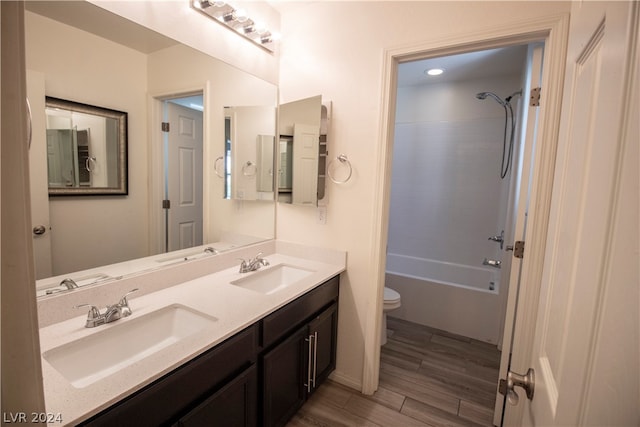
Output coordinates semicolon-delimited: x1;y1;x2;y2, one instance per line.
176;364;258;427
79;325;258;427
79;275;339;427
262;302;338;427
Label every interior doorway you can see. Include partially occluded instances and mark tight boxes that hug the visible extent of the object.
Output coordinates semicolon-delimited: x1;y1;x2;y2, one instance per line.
161;93;204;253
367;14;570;427
386;44;529;344
384;41;545;424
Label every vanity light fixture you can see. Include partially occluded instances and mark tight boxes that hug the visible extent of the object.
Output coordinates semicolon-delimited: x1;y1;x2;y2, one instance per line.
191;0;278;52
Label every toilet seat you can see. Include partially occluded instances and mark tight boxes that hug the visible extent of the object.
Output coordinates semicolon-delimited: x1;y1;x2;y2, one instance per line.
383;287;401;310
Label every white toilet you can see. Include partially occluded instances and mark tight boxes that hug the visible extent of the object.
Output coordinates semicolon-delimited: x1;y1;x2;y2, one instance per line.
381;287;402;345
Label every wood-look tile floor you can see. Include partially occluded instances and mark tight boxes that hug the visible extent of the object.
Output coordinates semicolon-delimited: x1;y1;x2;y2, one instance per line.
287;317;501;427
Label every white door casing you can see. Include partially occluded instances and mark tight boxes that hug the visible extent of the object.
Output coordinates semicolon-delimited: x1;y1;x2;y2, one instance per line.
507;1;639;425
166;102;203;252
368;13;570;396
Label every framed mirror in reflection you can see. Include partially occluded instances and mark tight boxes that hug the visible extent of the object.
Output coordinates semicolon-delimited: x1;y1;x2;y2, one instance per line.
45;97;128;195
25;1;277;295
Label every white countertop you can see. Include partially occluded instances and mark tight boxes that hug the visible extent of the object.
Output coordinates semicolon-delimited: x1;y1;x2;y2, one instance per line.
38;247;345;426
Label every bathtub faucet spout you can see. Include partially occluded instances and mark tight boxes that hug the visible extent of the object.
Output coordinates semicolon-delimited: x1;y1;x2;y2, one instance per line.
483;258;501;269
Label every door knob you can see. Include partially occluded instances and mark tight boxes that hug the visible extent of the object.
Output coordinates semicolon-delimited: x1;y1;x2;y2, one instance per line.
500;368;535;405
33;225;46;236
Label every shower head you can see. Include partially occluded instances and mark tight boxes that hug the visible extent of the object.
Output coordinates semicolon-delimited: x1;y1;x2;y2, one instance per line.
476;91;506;107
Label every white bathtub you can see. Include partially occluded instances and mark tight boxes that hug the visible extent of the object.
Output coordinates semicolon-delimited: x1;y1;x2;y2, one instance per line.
385;253;505;344
386;253;500;293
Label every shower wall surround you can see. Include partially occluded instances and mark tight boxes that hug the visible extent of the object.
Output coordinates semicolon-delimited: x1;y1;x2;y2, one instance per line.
387;75;523;343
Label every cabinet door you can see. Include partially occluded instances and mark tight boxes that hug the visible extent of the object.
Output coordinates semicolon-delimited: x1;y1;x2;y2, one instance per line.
262;325;309;427
177;364;257;427
308;302;338;394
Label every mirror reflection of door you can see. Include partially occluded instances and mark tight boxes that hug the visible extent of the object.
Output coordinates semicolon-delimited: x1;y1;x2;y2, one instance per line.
164;96;204;252
292;123;320;205
27;70;53;279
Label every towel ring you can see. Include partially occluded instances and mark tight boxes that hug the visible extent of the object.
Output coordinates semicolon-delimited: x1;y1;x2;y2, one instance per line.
214;156;224;178
327;154;353;184
85;156;97;172
242;160;257;177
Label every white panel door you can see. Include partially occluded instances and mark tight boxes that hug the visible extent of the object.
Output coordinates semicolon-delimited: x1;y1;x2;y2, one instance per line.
292;123;319;205
167;102;203;251
27;70;53;279
493;43;544;425
507;1;639;425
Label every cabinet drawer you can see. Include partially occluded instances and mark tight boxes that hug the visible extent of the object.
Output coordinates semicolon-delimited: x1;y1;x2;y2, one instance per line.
262;275;339;349
80;324;258;427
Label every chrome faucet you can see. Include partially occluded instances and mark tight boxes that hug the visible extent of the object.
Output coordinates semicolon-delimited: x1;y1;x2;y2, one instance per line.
483;258;502;269
74;288;138;328
238;252;270;273
45;278;79;295
60;278;79;290
204;246;218;255
488;230;505;250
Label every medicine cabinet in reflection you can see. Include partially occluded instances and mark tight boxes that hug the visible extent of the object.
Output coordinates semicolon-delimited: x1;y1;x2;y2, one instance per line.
278;95;330;205
45;97;128;195
223;106;276;201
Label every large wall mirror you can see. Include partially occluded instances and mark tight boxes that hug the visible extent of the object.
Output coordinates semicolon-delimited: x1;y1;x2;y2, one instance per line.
45;97;128;195
25;1;277;296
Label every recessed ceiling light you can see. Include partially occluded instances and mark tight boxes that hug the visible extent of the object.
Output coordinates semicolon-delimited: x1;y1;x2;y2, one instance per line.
426;68;444;76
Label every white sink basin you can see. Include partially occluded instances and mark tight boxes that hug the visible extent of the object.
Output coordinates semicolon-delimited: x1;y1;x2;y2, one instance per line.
43;304;217;388
231;264;315;295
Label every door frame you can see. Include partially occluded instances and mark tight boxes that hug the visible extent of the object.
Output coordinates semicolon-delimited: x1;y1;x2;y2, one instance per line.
365;12;570;420
149;85;209;255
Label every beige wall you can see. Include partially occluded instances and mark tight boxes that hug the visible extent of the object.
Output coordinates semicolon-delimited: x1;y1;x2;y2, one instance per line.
26;12;149;275
90;0;280;85
276;1;571;389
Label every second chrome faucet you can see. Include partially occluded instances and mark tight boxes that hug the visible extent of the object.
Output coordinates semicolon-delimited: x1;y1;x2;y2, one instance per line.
238;253;270;273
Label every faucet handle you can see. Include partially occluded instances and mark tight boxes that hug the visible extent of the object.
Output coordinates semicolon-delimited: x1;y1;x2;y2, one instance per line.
119;288;139;306
74;304;102;320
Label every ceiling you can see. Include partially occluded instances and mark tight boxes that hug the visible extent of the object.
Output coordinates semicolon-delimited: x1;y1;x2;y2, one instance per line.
26;1;178;54
397;45;529;87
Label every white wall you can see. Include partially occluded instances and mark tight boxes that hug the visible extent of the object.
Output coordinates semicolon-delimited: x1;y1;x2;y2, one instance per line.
276;1;571;390
91;0;280;85
390;75;521;269
26;12;149;275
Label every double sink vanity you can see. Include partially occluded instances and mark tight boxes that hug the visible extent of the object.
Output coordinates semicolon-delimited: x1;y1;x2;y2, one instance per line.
37;241;346;426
